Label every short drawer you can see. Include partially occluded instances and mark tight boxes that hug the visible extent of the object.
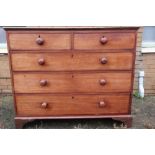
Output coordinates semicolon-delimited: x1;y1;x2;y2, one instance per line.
15;94;130;116
9;33;71;50
13;72;132;93
11;52;133;71
74;32;136;49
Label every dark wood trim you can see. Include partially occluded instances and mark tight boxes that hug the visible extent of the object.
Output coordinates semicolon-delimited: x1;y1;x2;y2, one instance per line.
4;26;139;31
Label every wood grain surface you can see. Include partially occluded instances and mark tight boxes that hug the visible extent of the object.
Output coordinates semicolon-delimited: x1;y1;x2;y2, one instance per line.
13;72;132;93
9;33;71;50
16;94;130;116
74;32;135;49
11;52;133;71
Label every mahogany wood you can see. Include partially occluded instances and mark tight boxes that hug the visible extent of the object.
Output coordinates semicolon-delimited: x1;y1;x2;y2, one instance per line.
74;32;135;49
11;52;133;71
5;27;139;128
9;33;71;50
15;94;130;116
13;72;132;93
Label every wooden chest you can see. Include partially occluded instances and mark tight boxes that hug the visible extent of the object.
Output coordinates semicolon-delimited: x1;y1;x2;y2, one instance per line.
5;27;139;128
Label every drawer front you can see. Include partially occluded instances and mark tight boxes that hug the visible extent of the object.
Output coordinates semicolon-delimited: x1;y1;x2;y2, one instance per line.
13;72;132;93
11;52;133;71
16;94;130;116
74;32;135;49
9;33;71;50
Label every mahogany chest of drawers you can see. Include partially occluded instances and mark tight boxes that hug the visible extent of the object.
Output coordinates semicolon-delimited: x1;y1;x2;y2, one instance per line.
5;27;139;128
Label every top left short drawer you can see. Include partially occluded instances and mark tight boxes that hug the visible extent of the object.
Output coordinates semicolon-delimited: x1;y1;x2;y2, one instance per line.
8;32;71;50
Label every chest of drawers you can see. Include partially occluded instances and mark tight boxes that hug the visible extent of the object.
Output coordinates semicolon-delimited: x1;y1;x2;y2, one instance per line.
5;27;139;128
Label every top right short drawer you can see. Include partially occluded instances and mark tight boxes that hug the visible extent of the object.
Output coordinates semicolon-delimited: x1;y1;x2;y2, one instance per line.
74;32;136;50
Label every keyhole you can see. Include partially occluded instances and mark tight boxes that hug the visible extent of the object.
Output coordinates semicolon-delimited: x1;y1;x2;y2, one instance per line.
72;96;74;99
72;74;74;78
71;54;74;58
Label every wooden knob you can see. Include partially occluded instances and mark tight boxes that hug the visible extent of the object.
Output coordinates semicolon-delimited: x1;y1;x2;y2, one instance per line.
100;36;108;44
36;37;44;45
40;80;47;86
41;102;48;108
99;79;106;86
99;101;106;107
38;58;45;65
100;57;107;64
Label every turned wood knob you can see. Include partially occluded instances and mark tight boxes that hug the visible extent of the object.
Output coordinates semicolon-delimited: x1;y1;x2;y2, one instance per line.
99;79;106;86
41;102;48;108
36;36;44;45
100;36;108;44
38;58;45;65
99;101;106;107
40;80;48;86
100;57;108;64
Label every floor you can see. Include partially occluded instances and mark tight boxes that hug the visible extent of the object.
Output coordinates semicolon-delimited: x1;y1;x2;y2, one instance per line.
0;94;155;129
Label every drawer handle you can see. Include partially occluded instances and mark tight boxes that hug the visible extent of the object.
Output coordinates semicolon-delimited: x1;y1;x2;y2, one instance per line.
36;36;44;45
41;102;48;109
100;57;108;64
100;36;108;44
40;79;48;86
99;79;106;86
99;101;106;107
38;58;45;65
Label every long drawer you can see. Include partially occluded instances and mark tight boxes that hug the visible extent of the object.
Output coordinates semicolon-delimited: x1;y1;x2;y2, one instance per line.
11;52;133;71
74;32;136;49
13;72;132;93
8;33;71;50
15;94;130;116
